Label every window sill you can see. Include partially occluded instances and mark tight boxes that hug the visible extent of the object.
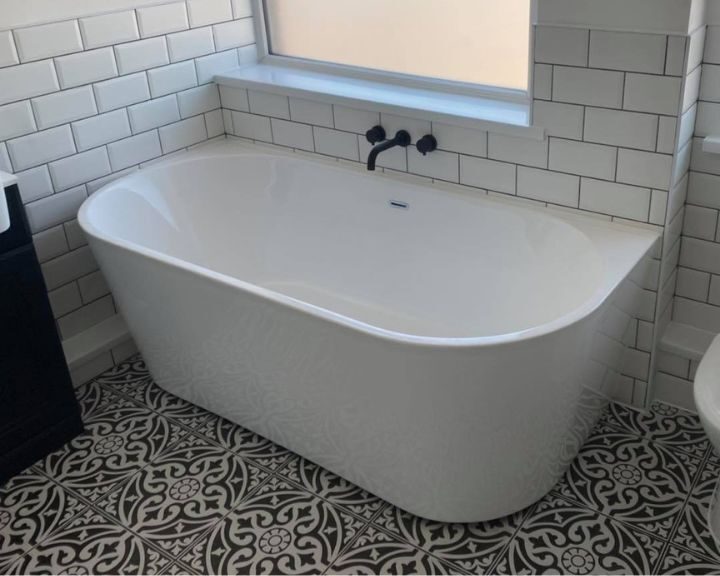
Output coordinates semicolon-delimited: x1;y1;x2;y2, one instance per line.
214;64;545;140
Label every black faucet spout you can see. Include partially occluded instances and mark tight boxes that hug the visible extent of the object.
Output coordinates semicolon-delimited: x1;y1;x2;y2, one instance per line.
367;130;411;171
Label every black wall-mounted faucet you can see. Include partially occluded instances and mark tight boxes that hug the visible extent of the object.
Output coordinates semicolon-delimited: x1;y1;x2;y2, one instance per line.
366;127;411;171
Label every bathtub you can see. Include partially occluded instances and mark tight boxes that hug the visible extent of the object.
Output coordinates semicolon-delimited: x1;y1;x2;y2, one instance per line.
79;141;658;522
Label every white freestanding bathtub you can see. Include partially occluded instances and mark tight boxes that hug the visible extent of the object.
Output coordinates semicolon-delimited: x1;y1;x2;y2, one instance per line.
79;141;658;522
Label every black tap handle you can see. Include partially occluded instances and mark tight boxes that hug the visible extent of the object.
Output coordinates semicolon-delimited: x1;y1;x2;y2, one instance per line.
416;134;437;156
366;125;386;145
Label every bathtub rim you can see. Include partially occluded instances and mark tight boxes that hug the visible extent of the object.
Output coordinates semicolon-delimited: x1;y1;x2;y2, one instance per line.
78;142;659;349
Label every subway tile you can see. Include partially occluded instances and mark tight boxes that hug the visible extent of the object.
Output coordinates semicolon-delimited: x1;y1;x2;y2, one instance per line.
85;166;137;194
15;165;54;203
58;295;115;339
177;84;220;118
583;107;658;151
159;115;207;152
333;106;379;134
657;350;691;379
77;270;110;302
187;0;233;27
204;109;224;138
195;49;238;84
166;27;214;62
31;85;97;130
232;0;253;19
407;148;458;182
147;60;197;97
222;108;233;133
672;139;692;186
94;72;150;112
616;149;673;190
710;276;720;306
674;297;720;333
0;144;11;172
237;43;257;65
49;148;111;191
7;125;76;171
696;102;720;138
24;185;87;233
114;37;169;75
33;225;69;263
313;126;358;161
460;156;515;194
219;85;248;111
535;26;588;66
705;26;720;65
381;113;431;143
55;48;117;89
649;189;668;225
665;36;687;76
622;348;650;381
683;204;719;240
549;138;616;180
690;137;720;176
676;266;710;302
248;90;289;119
533;64;552;100
679;106;697;150
128;95;180;132
0;60;59;105
14;21;83;62
72;109;131;151
552;66;624;108
213;18;254;51
488;133;548;168
0;100;36;140
687;26;706;72
271;118;313;151
531;100;583;140
589;31;666;73
49;283;83;319
683;66;702;113
0;31;19;67
137;2;189;37
624;73;682;115
688;172;720;210
656;116;677;154
700;64;720;102
680;237;720;275
580;178;651;220
289;98;333;127
231;111;271;141
517;166;579;207
80;11;139;49
432;123;486;157
107;131;162;170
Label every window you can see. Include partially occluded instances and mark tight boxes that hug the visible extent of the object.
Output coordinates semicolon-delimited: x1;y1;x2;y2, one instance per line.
261;0;532;95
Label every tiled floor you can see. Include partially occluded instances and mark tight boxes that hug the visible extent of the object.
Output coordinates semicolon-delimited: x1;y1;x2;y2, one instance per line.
2;355;720;575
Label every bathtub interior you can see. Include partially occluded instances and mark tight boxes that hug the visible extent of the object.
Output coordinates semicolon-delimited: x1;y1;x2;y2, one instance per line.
83;153;605;338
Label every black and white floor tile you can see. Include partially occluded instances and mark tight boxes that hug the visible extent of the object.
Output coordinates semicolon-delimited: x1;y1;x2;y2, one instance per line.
2;354;720;574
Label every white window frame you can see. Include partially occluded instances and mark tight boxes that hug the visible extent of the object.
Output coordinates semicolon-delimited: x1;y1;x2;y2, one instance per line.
251;0;536;106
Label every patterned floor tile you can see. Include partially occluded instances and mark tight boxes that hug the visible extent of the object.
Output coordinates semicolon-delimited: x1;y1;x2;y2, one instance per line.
329;525;463;575
74;380;125;420
555;424;699;538
372;504;524;574
673;458;720;561
95;432;269;556
0;469;87;570
94;355;149;389
493;494;664;575
602;401;710;458
35;399;188;502
279;456;386;520
657;545;720;574
195;415;292;471
180;476;365;574
5;509;173;575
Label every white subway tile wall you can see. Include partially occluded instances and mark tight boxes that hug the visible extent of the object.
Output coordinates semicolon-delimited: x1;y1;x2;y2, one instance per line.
0;0;256;371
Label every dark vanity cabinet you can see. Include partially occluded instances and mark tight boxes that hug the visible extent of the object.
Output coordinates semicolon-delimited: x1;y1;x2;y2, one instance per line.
0;183;83;484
